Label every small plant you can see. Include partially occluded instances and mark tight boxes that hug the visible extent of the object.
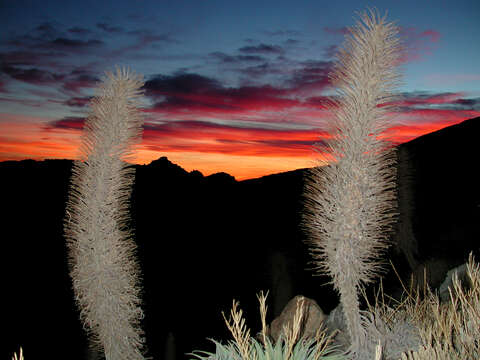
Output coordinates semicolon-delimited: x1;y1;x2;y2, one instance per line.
64;67;146;359
189;292;345;360
397;252;480;359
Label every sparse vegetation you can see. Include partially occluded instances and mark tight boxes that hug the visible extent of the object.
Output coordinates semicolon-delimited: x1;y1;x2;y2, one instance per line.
189;6;480;360
395;252;480;359
189;253;480;360
189;292;344;360
46;6;478;360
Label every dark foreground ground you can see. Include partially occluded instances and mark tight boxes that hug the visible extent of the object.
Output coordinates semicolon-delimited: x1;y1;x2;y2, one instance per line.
2;117;480;360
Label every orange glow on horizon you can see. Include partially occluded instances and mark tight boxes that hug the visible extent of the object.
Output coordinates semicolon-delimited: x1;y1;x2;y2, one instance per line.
132;150;318;180
0;119;81;161
1;110;479;180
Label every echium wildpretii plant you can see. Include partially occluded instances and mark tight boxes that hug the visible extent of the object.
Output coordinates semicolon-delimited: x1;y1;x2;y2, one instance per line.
303;8;404;358
64;67;146;360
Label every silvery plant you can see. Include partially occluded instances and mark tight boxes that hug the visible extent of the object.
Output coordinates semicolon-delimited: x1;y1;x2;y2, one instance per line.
64;67;146;360
303;8;420;359
60;7;422;360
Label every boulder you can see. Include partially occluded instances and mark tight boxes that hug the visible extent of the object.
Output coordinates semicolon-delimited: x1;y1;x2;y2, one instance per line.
263;295;326;343
323;303;350;352
439;262;470;303
401;257;460;297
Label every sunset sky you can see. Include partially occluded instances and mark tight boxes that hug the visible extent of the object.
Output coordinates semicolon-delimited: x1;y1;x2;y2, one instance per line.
1;0;479;180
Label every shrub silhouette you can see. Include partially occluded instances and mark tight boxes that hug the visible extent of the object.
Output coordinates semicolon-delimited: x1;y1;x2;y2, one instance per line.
64;67;146;359
303;8;403;357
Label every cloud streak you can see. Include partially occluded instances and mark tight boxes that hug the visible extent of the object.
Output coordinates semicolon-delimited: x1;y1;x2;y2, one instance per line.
0;12;478;180
238;43;285;55
142;120;321;157
324;24;441;64
399;26;441;62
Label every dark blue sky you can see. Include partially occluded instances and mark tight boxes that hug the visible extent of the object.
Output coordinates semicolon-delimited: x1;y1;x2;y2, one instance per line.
1;0;479;179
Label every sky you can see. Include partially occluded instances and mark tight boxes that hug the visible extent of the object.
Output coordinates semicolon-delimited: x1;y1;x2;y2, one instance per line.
1;0;479;180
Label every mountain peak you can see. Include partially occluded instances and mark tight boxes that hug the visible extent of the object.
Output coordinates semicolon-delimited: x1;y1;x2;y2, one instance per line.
147;156;189;176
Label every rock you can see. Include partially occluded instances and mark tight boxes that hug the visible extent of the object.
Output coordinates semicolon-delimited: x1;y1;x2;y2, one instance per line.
324;303;349;352
408;257;459;295
324;302;422;358
439;262;470;303
264;295;327;344
325;303;346;333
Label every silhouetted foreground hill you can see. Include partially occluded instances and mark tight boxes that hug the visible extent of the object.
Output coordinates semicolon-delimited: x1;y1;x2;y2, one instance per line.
398;117;480;258
2;117;479;360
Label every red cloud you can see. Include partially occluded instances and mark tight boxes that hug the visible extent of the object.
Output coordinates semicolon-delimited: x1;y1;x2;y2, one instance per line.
46;117;85;131
398;27;441;63
144;72;330;121
142;120;327;158
0;117;81;161
419;30;440;42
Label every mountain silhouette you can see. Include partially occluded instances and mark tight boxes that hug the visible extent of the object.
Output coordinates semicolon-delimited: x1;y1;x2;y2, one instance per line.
1;117;479;360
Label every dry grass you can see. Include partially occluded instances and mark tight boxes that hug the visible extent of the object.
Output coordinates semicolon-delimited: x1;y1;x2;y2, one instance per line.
404;252;480;359
11;347;23;360
206;252;479;360
360;251;480;359
213;291;344;360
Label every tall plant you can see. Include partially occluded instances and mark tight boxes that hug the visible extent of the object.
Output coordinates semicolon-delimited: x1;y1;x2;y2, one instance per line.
303;8;403;356
64;67;146;359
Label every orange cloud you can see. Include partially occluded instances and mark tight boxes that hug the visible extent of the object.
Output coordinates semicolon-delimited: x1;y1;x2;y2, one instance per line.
2;100;480;180
386;109;480;144
0;114;81;161
141;120;328;158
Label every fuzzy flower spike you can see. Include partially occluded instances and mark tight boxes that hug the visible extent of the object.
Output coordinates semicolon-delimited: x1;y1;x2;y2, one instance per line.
303;8;403;357
64;67;146;360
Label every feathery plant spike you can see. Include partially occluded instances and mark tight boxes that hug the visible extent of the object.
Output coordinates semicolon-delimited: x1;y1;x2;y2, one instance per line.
303;8;403;357
64;66;146;360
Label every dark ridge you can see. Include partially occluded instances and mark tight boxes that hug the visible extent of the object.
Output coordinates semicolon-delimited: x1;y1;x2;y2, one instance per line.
2;117;479;360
